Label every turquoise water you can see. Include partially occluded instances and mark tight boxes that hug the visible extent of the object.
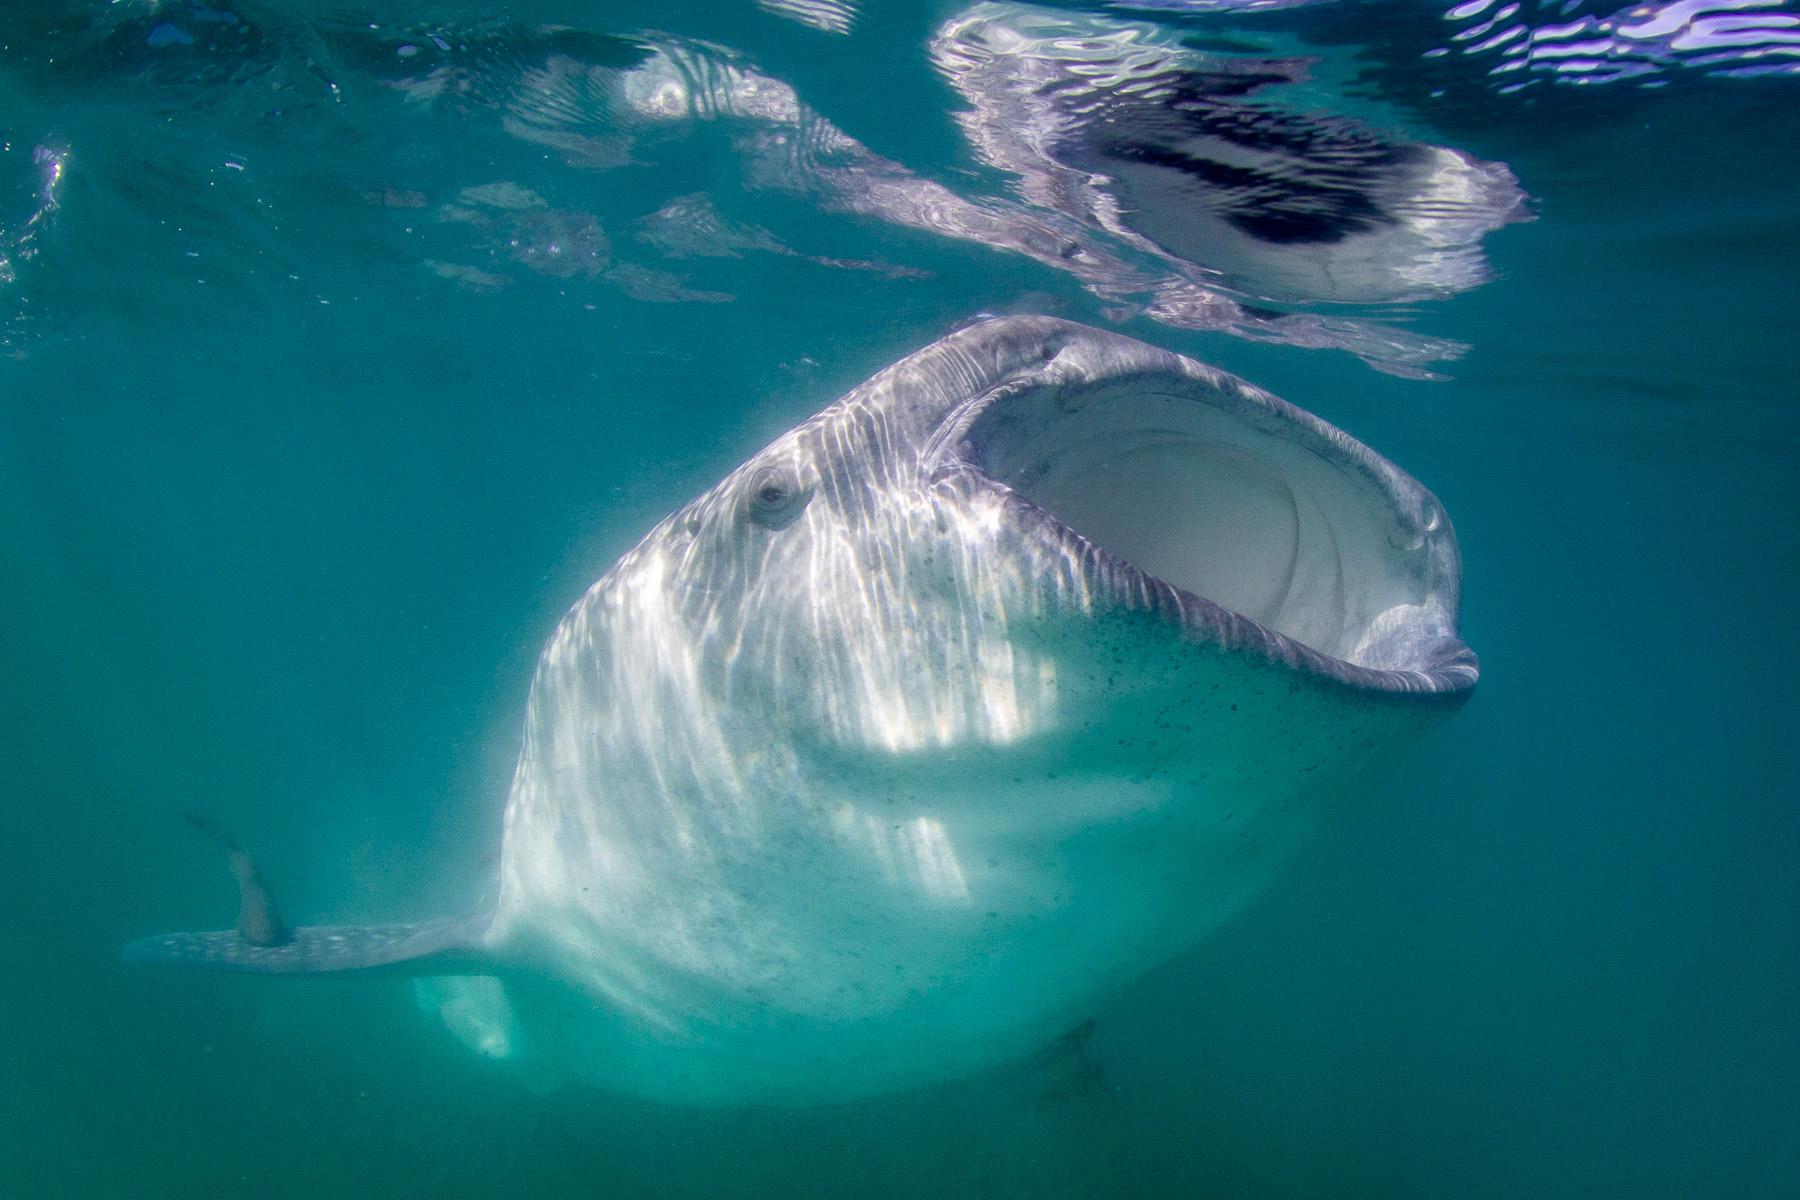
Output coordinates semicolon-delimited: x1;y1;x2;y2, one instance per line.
3;0;1797;1195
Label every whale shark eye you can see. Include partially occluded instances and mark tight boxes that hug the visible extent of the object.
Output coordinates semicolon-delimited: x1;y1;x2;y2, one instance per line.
747;465;812;530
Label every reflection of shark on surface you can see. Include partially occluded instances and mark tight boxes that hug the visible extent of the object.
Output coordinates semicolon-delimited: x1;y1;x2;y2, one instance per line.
357;3;1526;374
126;317;1478;1104
40;4;1526;367
934;4;1529;307
612;7;1525;373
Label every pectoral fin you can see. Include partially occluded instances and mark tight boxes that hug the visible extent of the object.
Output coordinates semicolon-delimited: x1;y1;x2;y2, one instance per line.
126;812;494;975
121;916;492;976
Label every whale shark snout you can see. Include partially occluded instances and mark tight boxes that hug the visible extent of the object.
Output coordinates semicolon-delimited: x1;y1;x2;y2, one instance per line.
125;317;1475;1104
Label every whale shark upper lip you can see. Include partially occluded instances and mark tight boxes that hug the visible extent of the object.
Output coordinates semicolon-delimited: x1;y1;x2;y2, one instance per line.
916;318;1478;696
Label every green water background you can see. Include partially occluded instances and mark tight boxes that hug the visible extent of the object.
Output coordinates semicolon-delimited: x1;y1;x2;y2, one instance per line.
1;2;1796;1196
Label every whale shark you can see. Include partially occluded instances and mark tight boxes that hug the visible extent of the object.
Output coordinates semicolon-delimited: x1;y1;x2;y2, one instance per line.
125;316;1477;1104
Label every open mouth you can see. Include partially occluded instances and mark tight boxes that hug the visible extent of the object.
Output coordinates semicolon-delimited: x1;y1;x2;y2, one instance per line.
934;343;1475;693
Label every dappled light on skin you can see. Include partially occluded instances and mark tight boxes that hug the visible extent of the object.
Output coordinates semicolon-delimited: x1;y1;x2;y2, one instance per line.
833;810;973;904
763;478;1081;754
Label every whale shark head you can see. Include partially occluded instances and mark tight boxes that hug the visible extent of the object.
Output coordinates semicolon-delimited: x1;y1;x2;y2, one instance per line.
598;315;1470;755
485;316;1475;1102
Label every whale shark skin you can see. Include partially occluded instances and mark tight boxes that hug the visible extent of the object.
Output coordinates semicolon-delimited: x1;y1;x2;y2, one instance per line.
125;316;1476;1104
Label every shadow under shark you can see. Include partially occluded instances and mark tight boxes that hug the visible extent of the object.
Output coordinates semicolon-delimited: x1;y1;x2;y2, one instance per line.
125;317;1476;1104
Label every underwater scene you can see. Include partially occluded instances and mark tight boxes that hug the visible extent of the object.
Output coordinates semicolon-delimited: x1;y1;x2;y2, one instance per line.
2;0;1796;1195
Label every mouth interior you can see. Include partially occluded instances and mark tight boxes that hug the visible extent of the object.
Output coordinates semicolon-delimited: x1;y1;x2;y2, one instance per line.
960;376;1445;669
